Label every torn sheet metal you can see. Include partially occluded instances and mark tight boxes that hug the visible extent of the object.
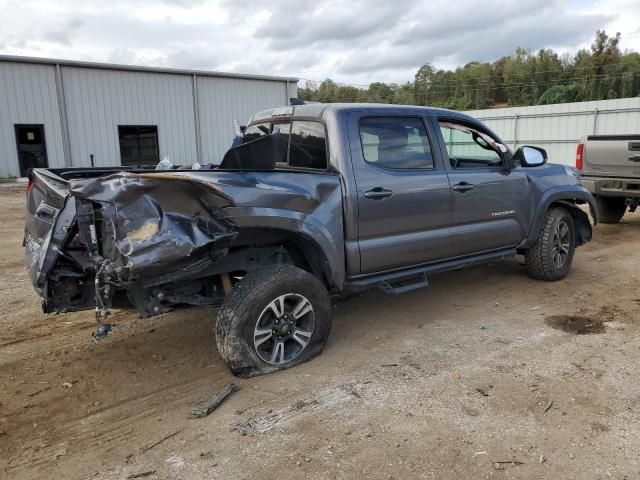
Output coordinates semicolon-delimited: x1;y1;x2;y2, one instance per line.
69;172;238;285
66;169;345;287
27;167;345;320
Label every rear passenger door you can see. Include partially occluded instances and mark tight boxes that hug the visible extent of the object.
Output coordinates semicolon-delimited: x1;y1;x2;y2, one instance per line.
348;112;453;274
434;117;531;257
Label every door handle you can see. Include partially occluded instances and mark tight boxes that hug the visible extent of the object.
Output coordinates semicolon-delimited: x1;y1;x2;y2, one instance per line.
628;155;640;162
451;182;475;193
364;187;393;199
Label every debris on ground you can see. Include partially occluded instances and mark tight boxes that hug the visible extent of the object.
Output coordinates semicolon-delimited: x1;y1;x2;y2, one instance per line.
140;431;182;453
51;446;67;461
126;471;155;479
543;400;554;413
28;386;51;397
190;384;238;419
492;460;524;470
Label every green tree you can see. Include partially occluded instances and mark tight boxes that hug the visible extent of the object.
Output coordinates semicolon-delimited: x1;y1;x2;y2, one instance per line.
297;30;638;108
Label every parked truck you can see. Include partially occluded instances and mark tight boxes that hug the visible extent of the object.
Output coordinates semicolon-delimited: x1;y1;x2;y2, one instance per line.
577;134;640;223
24;103;597;377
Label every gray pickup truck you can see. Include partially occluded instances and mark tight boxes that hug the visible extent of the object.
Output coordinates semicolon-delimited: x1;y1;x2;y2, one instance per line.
578;134;640;223
25;103;597;377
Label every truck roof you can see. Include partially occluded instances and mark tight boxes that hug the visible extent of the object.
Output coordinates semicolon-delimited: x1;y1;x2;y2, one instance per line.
249;103;470;124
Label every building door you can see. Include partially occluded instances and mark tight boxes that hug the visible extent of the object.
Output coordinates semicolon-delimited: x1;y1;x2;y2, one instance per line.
15;125;48;176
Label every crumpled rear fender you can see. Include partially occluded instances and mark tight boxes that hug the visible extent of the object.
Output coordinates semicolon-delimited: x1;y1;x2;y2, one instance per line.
69;172;238;285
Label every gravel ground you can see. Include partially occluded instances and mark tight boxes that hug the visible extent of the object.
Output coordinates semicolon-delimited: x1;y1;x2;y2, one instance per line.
1;186;639;480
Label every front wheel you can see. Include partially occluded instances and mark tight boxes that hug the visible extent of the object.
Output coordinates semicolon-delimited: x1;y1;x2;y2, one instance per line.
215;264;332;378
525;206;576;281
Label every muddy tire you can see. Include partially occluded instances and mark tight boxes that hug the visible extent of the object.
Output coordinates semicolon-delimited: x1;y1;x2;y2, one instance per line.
215;264;332;378
525;206;575;281
595;196;626;224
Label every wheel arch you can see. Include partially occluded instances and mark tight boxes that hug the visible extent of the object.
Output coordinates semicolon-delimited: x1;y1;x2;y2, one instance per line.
230;227;336;289
550;200;593;247
218;206;346;291
521;187;597;249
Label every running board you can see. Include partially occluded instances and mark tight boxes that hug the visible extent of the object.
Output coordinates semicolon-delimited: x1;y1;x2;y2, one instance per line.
348;248;516;295
380;272;428;294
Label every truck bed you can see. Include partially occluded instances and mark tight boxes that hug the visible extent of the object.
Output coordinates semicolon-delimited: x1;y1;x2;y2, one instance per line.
24;166;344;316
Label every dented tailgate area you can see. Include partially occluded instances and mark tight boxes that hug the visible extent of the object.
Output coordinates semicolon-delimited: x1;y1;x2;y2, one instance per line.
28;169;344;338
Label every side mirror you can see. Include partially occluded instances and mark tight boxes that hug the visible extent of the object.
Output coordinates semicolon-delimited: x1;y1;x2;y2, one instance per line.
513;146;547;167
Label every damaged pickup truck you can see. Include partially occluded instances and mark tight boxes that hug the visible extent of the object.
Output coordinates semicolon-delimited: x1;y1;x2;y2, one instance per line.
25;103;597;377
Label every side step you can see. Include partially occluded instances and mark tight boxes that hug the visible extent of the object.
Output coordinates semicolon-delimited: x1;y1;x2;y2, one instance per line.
347;248;516;295
380;272;428;294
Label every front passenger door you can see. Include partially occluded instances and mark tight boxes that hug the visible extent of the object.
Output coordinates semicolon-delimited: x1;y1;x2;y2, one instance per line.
435;118;532;257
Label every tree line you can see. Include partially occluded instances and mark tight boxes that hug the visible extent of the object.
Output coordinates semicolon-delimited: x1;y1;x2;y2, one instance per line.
298;31;640;109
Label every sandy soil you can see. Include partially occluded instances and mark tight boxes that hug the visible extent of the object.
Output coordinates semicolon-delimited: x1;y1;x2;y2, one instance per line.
1;186;639;480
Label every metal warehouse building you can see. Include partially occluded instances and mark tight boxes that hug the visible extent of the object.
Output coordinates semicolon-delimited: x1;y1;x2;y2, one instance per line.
466;97;640;165
0;55;297;177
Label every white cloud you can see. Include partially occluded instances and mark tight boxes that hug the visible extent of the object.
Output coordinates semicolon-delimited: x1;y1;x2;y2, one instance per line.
0;0;638;85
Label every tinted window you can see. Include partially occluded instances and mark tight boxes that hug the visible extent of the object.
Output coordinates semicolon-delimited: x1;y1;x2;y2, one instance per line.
272;122;291;165
289;121;327;169
439;121;502;168
359;117;433;169
118;126;159;166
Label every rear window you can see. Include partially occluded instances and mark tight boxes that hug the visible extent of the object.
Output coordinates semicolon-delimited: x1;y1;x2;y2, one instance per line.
359;117;434;169
288;121;327;169
243;120;327;170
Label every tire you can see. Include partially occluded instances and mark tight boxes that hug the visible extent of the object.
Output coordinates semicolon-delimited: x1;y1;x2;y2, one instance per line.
215;264;332;378
525;206;576;281
595;196;626;224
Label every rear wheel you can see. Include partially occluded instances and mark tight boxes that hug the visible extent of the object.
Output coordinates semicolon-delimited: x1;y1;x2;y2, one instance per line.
595;196;626;224
215;264;332;377
525;207;575;281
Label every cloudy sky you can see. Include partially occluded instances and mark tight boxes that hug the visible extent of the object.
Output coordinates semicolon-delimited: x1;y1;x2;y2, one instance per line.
1;0;639;85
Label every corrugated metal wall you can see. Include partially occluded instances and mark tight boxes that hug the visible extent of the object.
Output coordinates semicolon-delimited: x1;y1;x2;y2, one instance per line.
62;67;198;167
0;57;295;176
197;76;292;164
0;62;65;177
466;98;640;165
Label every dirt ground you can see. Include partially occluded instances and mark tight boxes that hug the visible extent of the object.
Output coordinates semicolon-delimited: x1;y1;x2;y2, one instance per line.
1;186;639;480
